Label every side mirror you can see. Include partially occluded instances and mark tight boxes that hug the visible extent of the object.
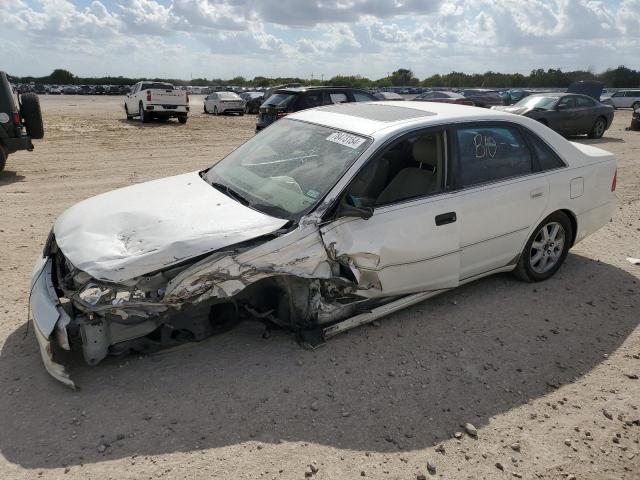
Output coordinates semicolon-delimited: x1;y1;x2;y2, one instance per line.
336;195;373;220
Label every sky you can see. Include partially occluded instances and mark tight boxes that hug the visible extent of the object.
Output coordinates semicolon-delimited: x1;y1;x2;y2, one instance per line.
1;0;639;80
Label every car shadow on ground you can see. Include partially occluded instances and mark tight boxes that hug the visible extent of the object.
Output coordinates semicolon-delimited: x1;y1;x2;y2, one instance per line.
0;253;637;470
0;170;26;187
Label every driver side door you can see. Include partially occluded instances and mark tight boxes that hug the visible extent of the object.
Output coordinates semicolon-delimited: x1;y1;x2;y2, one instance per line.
320;128;461;298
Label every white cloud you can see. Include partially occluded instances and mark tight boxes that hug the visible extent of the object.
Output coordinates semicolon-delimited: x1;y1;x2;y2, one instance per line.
0;0;637;79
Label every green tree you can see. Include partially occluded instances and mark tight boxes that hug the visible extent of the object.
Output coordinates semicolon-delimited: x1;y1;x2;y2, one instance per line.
390;68;417;86
49;69;75;84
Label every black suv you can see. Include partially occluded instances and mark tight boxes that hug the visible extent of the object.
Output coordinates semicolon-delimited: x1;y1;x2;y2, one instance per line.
0;71;44;172
256;86;377;131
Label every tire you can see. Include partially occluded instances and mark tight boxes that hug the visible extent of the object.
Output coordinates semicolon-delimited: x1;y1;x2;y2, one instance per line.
239;112;244;116
244;105;250;114
588;117;606;139
632;102;640;111
125;105;133;120
204;104;208;114
0;147;6;173
139;103;149;123
513;211;573;282
20;93;44;139
213;106;218;116
178;116;187;124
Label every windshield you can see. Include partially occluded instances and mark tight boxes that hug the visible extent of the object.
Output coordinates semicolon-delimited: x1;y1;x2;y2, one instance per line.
514;96;558;109
203;119;371;220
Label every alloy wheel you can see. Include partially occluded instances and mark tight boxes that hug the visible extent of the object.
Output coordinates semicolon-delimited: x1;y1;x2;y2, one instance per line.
529;222;565;274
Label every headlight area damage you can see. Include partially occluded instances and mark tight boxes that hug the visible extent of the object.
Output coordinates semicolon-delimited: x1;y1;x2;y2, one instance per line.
32;222;437;388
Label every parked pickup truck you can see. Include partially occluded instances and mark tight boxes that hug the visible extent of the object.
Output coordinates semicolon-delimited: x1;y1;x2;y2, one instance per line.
0;71;44;172
124;81;189;124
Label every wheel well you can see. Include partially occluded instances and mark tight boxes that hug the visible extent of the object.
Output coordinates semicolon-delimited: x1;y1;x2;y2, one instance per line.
559;209;577;247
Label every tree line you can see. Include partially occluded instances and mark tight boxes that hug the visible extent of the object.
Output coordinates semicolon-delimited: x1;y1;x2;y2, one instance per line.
11;66;640;89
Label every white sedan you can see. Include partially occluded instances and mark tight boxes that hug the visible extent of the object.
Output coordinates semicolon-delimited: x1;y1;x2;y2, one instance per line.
203;91;245;115
29;102;617;387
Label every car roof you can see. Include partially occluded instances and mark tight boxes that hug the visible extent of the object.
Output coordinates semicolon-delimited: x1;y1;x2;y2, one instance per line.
274;86;369;94
289;101;515;137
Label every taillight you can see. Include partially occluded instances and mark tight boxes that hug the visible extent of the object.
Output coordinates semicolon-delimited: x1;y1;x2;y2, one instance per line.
12;111;20;125
276;111;289;119
611;169;617;191
146;90;151;101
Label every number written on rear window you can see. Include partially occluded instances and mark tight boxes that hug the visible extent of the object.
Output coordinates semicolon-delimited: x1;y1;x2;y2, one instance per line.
455;126;533;187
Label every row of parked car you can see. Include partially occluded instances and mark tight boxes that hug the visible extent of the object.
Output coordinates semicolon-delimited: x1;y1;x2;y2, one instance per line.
124;80;624;140
15;84;133;95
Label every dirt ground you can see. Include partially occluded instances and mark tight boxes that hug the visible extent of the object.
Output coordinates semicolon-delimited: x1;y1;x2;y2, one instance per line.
0;95;638;480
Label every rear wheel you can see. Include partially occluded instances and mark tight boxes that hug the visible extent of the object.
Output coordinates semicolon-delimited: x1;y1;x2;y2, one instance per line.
20;93;44;139
514;211;573;282
125;105;133;120
632;101;640;111
213;106;218;116
139;104;149;123
178;115;187;124
204;104;208;114
588;117;606;138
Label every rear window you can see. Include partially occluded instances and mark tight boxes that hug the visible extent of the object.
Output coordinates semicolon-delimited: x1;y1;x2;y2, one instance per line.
263;93;296;108
141;83;174;90
218;92;240;100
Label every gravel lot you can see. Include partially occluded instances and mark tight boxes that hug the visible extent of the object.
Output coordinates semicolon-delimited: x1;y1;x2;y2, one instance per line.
0;95;638;480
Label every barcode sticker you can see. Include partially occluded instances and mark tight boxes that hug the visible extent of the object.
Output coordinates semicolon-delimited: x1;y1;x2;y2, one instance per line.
326;132;366;149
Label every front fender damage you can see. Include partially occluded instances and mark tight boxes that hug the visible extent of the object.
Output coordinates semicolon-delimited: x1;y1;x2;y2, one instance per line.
164;224;335;303
35;223;363;388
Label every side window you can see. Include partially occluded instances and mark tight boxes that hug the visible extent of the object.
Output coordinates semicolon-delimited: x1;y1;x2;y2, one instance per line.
557;96;575;109
345;131;446;207
353;92;373;102
525;131;565;171
576;96;594;107
455;125;532;187
299;92;324;109
329;92;348;104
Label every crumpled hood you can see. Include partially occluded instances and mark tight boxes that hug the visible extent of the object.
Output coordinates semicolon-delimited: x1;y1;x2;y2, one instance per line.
54;172;288;283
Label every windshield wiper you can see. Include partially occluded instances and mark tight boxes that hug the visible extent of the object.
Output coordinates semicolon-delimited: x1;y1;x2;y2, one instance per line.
249;203;292;219
210;182;250;206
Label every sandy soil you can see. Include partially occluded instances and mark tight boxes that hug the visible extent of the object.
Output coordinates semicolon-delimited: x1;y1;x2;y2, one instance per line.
0;95;638;480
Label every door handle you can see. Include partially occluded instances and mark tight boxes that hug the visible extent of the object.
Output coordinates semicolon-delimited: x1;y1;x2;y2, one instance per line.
435;212;457;226
530;189;544;199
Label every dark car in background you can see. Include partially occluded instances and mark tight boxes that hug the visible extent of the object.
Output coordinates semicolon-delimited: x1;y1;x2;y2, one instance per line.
413;90;474;106
0;71;44;172
256;86;377;131
460;89;503;107
492;93;614;138
240;91;265;114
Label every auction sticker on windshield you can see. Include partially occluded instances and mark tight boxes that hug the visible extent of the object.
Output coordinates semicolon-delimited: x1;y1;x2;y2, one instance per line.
326;132;366;149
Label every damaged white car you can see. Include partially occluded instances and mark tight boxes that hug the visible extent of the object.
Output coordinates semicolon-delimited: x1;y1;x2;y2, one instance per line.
30;102;617;388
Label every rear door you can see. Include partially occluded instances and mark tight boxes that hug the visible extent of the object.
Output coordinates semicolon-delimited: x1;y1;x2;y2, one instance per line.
451;122;550;280
574;95;597;132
